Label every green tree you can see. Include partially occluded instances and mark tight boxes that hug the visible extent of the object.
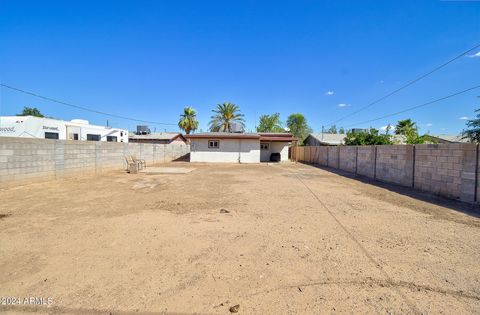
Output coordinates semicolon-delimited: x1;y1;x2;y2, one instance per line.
286;113;312;143
178;106;199;134
209;102;245;132
462;109;480;142
385;124;392;135
395;119;417;135
404;127;427;144
256;113;284;132
326;125;337;134
394;119;427;144
344;128;392;145
339;127;345;134
17;106;44;117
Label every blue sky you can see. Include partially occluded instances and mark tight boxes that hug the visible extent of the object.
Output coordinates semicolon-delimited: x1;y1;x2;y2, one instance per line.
1;0;479;134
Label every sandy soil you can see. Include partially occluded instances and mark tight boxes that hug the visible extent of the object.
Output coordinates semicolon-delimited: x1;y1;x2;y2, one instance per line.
0;162;479;314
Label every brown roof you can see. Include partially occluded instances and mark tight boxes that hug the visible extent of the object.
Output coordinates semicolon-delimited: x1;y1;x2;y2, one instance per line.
185;133;260;139
185;132;295;141
259;133;296;141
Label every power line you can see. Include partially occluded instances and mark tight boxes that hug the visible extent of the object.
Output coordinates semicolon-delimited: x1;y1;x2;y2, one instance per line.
329;42;480;126
343;84;480;128
0;83;177;126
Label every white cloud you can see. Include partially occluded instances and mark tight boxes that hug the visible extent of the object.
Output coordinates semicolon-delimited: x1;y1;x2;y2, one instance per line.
325;91;335;96
467;51;480;58
380;125;389;131
337;103;351;108
459;116;469;120
425;123;433;127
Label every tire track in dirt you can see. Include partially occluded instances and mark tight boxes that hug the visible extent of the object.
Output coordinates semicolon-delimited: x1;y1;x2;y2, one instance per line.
288;166;421;313
243;276;480;302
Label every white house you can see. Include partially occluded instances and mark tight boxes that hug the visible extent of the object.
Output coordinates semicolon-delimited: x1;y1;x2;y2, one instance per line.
0;116;129;142
185;132;295;163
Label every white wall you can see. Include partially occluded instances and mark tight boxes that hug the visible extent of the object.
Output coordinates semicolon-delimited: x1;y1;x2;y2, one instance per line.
190;138;260;163
260;144;270;162
0;116;128;142
260;142;290;162
271;142;289;162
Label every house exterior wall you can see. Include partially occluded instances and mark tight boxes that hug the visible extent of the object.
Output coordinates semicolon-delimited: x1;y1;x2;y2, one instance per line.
260;142;290;162
190;138;260;163
271;142;289;162
260;144;270;162
304;135;322;146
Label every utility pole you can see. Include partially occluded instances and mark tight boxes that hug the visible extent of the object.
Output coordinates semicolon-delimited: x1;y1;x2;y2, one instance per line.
321;125;324;140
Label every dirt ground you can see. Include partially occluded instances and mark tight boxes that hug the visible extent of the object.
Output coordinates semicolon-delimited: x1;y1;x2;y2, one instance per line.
1;162;480;314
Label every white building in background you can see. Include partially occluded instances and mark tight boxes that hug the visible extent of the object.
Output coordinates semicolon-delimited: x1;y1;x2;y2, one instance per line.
0;116;129;142
185;132;295;163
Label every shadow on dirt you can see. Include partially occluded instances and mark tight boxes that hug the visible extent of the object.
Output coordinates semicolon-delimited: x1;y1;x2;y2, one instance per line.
303;163;480;219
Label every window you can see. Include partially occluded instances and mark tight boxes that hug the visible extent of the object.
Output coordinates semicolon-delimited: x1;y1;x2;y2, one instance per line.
107;136;117;142
208;140;219;149
87;134;101;141
68;133;79;140
44;132;59;139
260;143;269;150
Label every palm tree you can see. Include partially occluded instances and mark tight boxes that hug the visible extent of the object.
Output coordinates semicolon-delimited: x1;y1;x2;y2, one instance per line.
178;107;199;134
209;102;245;132
462;109;480;142
395;119;417;135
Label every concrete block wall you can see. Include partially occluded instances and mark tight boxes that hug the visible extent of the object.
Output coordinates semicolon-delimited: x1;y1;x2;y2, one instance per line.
0;137;190;185
318;147;328;166
414;144;463;199
375;145;414;187
0;137;56;182
339;146;357;173
311;146;328;166
296;143;480;203
356;146;375;179
327;146;339;169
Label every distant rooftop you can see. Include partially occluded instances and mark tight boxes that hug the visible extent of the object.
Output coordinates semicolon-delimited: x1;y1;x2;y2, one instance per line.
427;134;468;143
308;133;346;145
129;132;183;141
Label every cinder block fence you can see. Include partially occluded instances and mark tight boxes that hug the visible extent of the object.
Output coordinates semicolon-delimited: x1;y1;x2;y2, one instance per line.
292;144;480;203
0;137;190;185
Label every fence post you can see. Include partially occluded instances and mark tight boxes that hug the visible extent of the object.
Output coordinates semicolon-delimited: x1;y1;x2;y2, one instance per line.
373;145;377;180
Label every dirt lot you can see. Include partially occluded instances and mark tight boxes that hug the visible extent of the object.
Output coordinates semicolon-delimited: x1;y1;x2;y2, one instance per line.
1;162;479;314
